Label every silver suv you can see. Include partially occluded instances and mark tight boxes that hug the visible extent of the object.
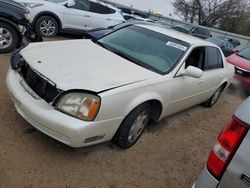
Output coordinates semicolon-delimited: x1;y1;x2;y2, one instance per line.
193;97;250;188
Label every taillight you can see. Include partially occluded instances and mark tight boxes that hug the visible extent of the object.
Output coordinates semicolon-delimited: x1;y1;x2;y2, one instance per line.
207;116;248;179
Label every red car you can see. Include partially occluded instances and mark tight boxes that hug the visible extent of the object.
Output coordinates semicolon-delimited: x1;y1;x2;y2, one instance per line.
227;47;250;92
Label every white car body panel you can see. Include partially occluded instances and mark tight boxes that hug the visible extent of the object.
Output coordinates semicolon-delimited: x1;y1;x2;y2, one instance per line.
6;25;234;147
14;0;124;31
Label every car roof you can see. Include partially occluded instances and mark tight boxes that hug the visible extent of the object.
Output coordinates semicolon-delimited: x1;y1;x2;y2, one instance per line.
137;24;217;47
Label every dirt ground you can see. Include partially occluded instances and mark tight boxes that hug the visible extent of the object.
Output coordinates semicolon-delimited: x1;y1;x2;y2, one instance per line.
0;43;246;188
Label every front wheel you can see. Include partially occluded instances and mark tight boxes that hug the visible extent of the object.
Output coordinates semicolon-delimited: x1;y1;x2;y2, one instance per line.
112;103;151;149
0;22;19;53
35;16;58;37
203;85;224;107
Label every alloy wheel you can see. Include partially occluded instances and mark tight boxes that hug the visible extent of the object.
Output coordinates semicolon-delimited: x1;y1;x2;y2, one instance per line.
0;28;13;49
40;19;56;36
128;111;149;143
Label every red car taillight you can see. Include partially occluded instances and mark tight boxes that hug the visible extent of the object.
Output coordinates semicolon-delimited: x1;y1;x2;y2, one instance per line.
207;116;248;179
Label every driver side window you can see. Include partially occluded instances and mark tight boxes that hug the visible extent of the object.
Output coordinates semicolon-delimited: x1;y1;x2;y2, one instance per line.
185;47;205;70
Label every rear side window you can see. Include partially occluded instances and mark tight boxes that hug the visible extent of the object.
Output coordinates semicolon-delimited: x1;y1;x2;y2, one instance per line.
204;47;223;70
71;0;90;11
90;2;115;14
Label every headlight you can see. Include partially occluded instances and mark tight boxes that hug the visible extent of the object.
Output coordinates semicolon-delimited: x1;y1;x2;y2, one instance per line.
56;92;101;121
24;13;31;21
22;3;44;8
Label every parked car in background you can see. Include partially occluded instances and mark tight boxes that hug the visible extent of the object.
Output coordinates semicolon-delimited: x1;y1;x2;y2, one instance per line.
85;21;170;40
122;13;156;23
206;37;235;57
227;47;250;92
14;0;124;37
0;0;40;53
218;36;241;47
172;24;212;39
7;24;233;149
193;96;250;188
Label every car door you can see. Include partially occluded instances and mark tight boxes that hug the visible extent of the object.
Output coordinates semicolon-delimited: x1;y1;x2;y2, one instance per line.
61;0;92;30
201;46;225;95
86;1;121;29
165;46;224;115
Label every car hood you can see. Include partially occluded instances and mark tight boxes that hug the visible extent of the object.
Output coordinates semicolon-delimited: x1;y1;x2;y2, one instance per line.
227;53;250;71
3;0;29;12
20;40;159;92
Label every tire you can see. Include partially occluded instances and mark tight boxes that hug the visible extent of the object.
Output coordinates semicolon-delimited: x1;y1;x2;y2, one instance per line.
0;22;19;53
203;85;225;107
112;103;151;149
35;16;58;37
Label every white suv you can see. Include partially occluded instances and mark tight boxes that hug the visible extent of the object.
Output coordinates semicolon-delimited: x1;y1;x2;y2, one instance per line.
15;0;124;37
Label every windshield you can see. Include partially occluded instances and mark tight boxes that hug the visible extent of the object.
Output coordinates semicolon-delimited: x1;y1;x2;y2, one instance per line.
237;48;250;60
97;25;189;74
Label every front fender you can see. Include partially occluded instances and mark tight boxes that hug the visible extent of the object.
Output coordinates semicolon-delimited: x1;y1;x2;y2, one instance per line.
124;92;163;117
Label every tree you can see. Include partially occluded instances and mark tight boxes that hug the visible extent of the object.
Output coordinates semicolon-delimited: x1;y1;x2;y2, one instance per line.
172;0;250;31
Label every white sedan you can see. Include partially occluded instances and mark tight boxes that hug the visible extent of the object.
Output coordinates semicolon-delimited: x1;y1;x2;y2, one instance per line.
14;0;124;37
7;24;234;149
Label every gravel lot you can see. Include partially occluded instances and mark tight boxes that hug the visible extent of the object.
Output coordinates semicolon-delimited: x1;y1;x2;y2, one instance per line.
0;40;246;187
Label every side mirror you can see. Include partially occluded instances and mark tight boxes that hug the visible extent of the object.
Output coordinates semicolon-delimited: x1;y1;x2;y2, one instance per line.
67;0;75;7
183;66;203;78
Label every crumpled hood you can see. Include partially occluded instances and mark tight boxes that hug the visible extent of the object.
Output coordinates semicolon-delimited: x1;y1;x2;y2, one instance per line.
20;40;159;92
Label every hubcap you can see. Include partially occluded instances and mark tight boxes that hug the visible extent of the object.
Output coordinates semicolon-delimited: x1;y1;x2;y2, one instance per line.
211;87;222;105
128;111;149;143
40;19;56;36
0;28;13;49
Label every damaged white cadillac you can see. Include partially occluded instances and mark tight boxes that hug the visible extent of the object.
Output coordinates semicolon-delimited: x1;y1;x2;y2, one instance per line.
7;24;234;149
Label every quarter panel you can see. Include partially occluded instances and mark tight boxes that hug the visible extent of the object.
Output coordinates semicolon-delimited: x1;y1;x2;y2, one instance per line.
219;130;250;188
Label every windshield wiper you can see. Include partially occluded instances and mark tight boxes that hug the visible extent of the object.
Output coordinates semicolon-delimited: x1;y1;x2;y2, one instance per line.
95;40;111;51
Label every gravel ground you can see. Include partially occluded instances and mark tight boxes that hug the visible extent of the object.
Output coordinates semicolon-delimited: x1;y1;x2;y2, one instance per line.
0;43;246;188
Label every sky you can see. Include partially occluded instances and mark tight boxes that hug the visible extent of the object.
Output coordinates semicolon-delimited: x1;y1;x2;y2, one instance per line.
111;0;177;18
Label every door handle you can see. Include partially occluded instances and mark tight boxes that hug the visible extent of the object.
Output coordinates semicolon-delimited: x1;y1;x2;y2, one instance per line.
241;173;250;185
106;18;111;21
84;15;90;17
198;79;204;84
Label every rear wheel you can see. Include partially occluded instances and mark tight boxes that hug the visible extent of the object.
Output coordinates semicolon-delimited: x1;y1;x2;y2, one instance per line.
203;85;224;107
112;103;151;149
35;16;58;37
0;22;19;53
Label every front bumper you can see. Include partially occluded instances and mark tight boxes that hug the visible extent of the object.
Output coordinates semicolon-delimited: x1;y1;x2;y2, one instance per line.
6;68;123;147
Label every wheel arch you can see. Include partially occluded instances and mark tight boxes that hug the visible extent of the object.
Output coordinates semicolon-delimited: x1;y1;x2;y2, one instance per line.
0;18;20;32
0;19;22;46
124;93;163;122
32;11;62;31
220;80;228;91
